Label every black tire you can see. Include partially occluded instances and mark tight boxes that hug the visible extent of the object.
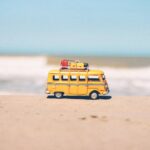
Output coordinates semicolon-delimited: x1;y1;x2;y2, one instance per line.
54;92;63;99
89;91;99;100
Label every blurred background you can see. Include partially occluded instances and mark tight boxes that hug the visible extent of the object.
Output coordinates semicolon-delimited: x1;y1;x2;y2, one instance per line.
0;0;150;95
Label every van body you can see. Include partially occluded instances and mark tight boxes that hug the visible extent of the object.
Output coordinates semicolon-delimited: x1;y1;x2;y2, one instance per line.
46;69;109;99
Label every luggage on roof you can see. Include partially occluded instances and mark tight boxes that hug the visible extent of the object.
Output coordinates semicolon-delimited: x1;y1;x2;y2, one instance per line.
60;59;89;70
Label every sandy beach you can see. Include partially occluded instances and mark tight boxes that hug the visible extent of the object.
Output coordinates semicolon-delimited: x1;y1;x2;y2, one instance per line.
0;96;150;150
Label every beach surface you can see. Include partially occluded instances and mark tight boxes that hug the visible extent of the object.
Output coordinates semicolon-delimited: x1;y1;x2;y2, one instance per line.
0;96;150;150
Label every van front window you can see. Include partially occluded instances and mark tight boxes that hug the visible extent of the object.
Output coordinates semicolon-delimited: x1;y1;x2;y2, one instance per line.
102;75;105;80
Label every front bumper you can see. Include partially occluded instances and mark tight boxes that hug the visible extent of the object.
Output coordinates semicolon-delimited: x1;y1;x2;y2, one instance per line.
101;88;110;95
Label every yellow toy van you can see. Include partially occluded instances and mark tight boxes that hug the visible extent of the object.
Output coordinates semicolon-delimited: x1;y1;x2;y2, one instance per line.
46;69;109;99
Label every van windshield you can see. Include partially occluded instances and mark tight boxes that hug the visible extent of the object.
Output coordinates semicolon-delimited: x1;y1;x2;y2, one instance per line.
102;74;105;80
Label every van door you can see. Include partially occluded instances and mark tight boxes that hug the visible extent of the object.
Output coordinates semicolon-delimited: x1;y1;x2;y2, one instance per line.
87;74;101;92
69;74;78;95
61;74;69;94
53;74;62;92
78;74;88;95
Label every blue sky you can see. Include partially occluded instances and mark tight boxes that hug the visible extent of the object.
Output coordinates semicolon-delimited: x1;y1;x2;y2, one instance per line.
0;0;150;56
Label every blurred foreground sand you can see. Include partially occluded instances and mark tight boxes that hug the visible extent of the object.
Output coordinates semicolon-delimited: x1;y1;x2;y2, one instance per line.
0;96;150;150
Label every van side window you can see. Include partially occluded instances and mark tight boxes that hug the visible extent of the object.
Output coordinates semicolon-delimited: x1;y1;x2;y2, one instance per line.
70;75;77;81
88;75;100;81
53;75;59;81
61;75;68;81
79;75;86;81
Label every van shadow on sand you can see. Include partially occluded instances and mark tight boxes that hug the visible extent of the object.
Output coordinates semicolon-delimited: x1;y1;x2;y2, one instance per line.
47;95;112;100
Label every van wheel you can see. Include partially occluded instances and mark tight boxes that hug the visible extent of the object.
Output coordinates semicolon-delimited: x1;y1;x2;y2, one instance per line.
54;92;63;99
90;91;99;100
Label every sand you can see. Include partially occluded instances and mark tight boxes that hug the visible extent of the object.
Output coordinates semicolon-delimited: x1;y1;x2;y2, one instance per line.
0;96;150;150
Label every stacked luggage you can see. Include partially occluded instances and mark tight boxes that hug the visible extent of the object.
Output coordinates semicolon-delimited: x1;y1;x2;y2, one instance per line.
60;59;89;70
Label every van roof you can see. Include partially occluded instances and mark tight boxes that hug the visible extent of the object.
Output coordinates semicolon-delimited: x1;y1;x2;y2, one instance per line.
49;69;104;74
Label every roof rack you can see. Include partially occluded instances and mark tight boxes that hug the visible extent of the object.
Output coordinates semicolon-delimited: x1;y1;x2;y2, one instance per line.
59;68;89;72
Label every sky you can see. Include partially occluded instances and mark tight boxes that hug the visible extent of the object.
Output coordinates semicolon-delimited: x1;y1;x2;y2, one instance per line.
0;0;150;56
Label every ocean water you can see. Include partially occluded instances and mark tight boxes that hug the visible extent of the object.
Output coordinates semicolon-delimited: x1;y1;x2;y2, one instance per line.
0;56;150;96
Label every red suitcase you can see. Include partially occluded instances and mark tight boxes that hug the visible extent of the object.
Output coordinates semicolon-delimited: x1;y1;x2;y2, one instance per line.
60;59;69;69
